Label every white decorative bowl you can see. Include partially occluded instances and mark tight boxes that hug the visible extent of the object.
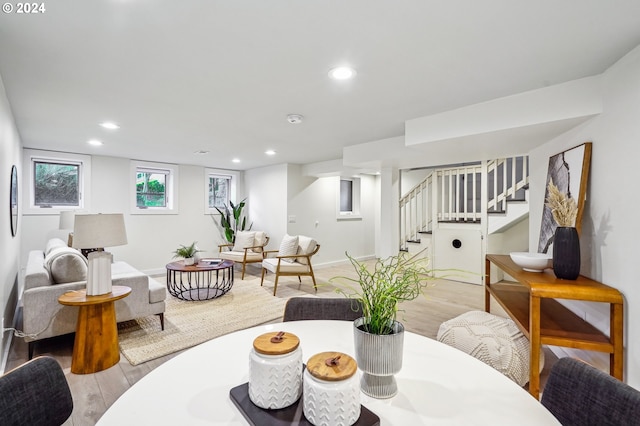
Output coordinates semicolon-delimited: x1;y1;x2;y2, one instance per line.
509;252;552;272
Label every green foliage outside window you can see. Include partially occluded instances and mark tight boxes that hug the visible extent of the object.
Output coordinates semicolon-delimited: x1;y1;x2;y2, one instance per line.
136;172;167;207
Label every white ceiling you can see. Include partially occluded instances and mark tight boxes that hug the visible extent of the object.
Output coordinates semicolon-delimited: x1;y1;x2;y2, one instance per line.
1;1;640;171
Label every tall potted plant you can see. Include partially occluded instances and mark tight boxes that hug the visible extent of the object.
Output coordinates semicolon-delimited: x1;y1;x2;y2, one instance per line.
545;179;580;279
331;251;434;398
213;198;252;243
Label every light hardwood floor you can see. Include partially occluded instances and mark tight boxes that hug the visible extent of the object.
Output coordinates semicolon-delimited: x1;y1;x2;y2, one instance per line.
5;262;556;425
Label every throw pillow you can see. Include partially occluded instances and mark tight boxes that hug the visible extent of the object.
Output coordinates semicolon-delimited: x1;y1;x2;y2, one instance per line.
252;231;267;253
232;231;256;252
278;234;299;263
45;238;68;256
296;236;318;265
44;246;88;284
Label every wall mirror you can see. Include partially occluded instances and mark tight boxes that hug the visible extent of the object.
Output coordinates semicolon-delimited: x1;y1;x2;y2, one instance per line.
10;164;18;237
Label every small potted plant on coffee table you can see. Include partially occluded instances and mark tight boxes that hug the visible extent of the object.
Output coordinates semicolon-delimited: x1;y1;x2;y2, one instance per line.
173;241;202;266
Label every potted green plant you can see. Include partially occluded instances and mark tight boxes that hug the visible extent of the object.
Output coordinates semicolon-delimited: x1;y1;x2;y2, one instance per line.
331;251;434;398
213;198;252;243
173;241;202;266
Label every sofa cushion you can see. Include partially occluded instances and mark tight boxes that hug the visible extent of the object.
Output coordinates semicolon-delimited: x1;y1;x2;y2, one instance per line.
148;277;166;304
278;234;299;263
45;238;68;256
297;236;317;265
44;246;88;284
232;231;256;252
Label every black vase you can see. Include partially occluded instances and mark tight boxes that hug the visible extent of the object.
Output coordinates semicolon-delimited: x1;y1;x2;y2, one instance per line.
552;227;580;280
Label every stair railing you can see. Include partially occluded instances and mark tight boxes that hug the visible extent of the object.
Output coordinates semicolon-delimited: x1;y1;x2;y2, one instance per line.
486;156;529;213
399;155;529;250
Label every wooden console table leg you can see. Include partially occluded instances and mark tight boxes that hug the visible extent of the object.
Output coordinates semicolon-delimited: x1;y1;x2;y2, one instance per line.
72;301;120;374
484;258;491;313
611;302;624;380
529;295;541;399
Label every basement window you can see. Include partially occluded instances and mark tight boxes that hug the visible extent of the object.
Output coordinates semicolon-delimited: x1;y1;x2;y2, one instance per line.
337;177;362;220
23;149;91;214
204;168;239;214
131;161;179;214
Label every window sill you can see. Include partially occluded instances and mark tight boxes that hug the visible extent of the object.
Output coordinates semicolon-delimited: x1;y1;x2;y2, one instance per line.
336;214;362;221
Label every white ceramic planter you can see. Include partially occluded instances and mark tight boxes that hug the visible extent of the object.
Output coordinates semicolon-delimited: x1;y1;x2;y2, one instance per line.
353;317;404;398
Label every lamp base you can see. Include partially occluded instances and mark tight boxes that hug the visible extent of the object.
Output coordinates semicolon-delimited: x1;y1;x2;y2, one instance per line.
87;251;113;296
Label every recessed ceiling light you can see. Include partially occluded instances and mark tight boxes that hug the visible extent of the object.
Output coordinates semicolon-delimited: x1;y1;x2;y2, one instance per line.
265;150;276;156
287;114;304;124
232;158;240;163
87;139;103;146
328;66;356;80
100;121;120;130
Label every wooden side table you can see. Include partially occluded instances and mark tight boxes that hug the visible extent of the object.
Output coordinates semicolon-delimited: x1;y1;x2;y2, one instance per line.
58;286;131;374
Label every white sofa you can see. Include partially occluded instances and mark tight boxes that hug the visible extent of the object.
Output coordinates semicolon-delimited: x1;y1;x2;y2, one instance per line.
23;238;166;358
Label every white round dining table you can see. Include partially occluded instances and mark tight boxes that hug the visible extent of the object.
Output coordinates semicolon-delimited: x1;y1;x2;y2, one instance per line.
97;320;560;425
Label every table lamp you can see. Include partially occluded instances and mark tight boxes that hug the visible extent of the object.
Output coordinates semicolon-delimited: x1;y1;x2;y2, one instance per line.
72;213;128;296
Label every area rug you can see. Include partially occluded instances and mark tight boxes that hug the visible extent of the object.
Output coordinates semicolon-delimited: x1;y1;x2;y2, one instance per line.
118;281;287;365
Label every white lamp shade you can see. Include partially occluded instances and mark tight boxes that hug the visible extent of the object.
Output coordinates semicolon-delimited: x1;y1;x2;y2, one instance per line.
72;213;128;249
59;210;77;230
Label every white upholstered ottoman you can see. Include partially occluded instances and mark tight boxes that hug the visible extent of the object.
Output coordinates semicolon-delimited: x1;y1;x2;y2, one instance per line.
437;310;543;386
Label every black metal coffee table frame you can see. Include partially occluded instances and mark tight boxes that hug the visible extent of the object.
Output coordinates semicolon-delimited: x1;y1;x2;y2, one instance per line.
166;260;234;301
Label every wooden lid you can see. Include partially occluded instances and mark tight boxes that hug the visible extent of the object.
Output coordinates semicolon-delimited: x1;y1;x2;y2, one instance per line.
306;352;357;382
253;331;300;355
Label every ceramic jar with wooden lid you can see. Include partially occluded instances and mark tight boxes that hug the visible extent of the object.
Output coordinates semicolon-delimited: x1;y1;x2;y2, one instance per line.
303;351;360;426
249;331;302;409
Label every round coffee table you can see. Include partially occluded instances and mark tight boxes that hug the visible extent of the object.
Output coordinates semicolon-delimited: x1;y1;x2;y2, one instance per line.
166;259;235;301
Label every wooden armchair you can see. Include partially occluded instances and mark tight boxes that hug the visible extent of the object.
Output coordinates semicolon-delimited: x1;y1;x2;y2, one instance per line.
260;235;320;296
218;231;269;279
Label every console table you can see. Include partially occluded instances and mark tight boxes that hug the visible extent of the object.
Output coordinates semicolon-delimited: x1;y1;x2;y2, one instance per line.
485;254;624;399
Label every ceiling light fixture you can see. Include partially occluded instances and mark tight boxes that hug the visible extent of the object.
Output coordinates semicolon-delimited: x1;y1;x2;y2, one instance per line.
265;150;276;156
100;121;120;130
287;114;304;124
328;66;356;80
87;139;103;146
232;158;241;163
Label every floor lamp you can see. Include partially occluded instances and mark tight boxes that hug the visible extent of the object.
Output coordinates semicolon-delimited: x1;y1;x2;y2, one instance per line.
72;213;128;296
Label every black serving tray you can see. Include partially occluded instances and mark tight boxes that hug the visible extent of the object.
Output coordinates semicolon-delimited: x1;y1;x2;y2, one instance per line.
229;382;380;426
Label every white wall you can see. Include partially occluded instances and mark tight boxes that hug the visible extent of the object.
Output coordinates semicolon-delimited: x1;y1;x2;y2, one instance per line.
245;163;288;250
0;75;22;370
20;155;234;275
246;163;377;264
529;44;640;387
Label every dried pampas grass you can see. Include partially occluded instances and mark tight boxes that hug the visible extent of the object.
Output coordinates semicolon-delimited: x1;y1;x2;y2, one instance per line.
545;179;577;227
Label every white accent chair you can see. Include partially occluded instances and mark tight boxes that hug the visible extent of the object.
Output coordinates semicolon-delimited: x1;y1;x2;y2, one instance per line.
260;235;320;296
218;231;269;279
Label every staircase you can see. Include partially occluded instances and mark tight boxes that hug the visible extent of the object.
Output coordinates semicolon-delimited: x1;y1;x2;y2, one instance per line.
399;156;529;284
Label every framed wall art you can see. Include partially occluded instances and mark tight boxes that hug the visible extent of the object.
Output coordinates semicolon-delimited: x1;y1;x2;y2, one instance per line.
537;142;592;253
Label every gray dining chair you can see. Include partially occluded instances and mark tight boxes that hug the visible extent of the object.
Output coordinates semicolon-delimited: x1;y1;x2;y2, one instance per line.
541;357;640;426
283;297;363;322
0;356;73;426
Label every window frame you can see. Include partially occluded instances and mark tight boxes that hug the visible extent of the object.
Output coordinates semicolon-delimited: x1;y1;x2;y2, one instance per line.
130;160;179;215
337;177;362;220
23;149;92;215
204;168;239;215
